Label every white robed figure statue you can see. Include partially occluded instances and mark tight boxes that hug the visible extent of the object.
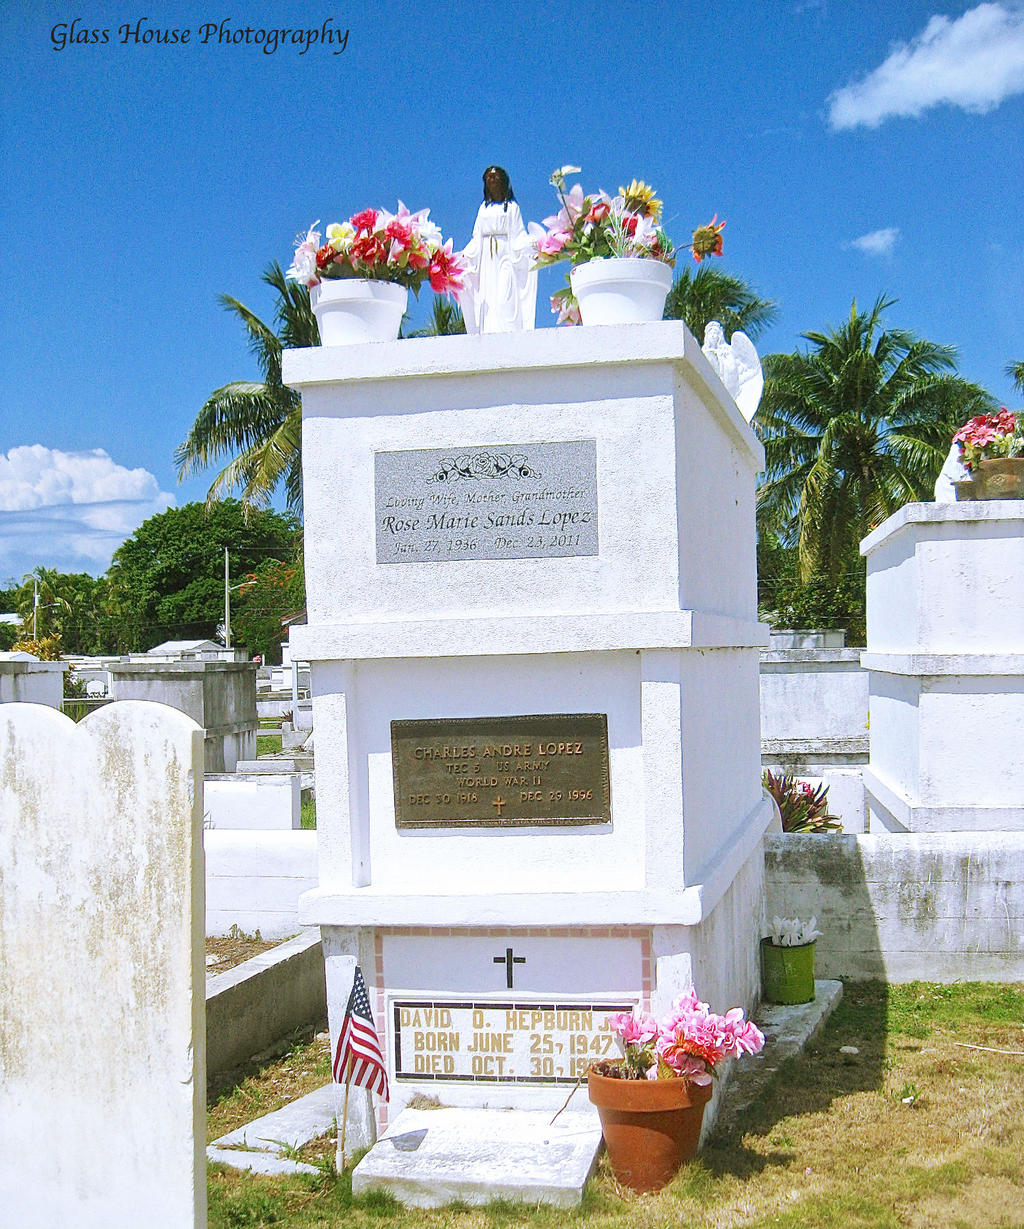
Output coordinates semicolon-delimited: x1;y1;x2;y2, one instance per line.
459;166;539;334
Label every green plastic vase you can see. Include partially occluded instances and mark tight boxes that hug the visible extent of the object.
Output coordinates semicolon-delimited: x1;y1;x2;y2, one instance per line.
761;936;815;1005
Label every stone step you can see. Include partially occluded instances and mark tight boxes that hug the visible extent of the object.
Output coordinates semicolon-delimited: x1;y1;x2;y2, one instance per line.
352;1108;602;1208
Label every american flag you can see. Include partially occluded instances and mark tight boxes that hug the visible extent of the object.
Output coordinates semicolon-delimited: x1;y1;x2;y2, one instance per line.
333;966;389;1099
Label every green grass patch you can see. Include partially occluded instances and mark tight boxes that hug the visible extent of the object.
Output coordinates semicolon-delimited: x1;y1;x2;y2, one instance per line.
257;733;283;757
208;981;1024;1229
300;797;316;830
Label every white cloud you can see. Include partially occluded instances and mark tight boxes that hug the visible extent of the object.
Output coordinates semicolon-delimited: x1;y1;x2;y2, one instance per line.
849;226;901;256
828;3;1024;129
0;446;174;579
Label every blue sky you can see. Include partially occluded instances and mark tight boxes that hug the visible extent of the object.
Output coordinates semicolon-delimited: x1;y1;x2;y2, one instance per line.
2;0;1023;583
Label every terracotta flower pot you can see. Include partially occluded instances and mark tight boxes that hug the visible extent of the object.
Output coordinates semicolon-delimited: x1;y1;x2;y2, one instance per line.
974;458;1024;500
587;1064;713;1192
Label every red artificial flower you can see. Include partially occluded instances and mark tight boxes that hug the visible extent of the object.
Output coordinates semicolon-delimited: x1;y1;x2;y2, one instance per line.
587;200;611;223
315;243;336;269
350;208;379;235
429;241;464;295
624;214;638;236
385;219;413;248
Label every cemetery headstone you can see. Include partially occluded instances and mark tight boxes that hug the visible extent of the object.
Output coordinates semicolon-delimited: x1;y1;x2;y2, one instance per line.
0;700;206;1229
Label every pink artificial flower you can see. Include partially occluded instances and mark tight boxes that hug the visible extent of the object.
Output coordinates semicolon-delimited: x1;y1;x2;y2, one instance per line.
717;1009;766;1058
587;200;611;223
536;229;570;257
551;293;581;326
608;1009;659;1046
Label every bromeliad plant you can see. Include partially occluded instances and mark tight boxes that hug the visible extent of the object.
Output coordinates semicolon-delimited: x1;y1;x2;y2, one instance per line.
953;408;1024;472
763;769;842;833
533;165;725;323
595;989;764;1084
286;204;464;296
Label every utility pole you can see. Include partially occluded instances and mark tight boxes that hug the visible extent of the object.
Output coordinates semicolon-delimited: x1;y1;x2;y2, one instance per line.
224;548;231;650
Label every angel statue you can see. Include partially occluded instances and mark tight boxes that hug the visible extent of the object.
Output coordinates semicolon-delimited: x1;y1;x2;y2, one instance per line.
701;321;764;423
458;166;539;334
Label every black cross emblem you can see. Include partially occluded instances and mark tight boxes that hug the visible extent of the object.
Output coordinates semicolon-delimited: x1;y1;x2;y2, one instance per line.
493;946;526;989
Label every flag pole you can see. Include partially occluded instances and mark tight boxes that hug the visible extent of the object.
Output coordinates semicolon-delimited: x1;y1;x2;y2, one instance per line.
338;1054;354;1170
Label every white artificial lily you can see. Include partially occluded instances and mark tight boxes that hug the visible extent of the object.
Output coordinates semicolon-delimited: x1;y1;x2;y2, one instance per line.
770;915;822;947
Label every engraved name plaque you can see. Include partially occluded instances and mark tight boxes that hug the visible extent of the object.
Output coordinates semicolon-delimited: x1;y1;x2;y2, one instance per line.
374;439;598;564
391;713;611;829
393;999;633;1083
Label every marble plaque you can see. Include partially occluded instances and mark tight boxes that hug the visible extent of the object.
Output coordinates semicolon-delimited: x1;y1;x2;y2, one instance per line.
374;440;598;563
393;999;632;1084
392;714;611;829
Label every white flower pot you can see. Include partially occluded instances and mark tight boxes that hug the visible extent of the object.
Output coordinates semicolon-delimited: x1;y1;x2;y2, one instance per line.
569;257;673;326
310;278;408;346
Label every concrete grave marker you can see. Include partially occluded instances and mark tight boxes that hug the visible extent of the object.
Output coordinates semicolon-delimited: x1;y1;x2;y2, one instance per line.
285;322;773;1202
0;701;206;1229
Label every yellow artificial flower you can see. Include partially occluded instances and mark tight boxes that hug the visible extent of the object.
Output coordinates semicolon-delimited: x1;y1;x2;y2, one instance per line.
619;179;662;220
326;221;355;248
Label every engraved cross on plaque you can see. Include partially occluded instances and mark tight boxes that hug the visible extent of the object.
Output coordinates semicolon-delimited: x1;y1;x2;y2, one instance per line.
493;946;526;989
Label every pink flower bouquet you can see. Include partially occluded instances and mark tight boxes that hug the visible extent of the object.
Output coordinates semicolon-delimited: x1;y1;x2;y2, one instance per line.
953;408;1023;473
533;165;724;325
286;204;464;297
597;988;765;1083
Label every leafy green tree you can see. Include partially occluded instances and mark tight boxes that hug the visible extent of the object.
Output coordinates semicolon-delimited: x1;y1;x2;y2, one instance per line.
0;621;18;651
1007;360;1024;394
106;500;299;651
757;295;996;584
663;263;778;343
231;555;305;663
176;263;317;514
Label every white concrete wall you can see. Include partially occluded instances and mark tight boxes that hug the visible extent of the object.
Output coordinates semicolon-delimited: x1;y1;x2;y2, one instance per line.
205;829;318;938
0;658;66;707
0;701;206;1229
207;931;325;1077
204;772;301;830
764;832;1024;981
759;650;868;744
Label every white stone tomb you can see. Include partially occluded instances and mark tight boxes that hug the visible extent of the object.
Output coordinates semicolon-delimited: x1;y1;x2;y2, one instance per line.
861;501;1024;831
283;322;773;1141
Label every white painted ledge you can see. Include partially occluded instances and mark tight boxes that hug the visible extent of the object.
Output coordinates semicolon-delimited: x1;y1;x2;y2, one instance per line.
281;321;763;470
861;500;1024;555
864;766;1024;831
290;610;768;662
300;795;774;928
860;652;1024;676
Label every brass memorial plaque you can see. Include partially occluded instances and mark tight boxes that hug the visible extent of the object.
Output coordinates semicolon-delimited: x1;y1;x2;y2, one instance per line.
392;713;611;829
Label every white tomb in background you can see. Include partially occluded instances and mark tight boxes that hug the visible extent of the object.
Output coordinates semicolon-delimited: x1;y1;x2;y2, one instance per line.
861;501;1024;831
284;322;773;1135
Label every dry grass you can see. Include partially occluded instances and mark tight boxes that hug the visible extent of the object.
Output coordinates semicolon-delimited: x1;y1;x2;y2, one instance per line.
208;982;1024;1229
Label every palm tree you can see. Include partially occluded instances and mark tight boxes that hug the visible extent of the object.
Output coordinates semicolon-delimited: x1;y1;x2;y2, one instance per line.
403;298;466;337
663;263;778;343
176;263;317;514
1006;360;1024;394
757;295;996;583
